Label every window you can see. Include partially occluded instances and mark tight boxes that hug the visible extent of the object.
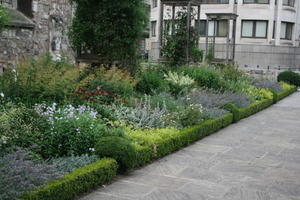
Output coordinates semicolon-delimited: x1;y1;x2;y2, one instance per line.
241;20;268;38
281;22;293;40
17;0;33;18
152;0;157;8
272;21;276;39
196;20;228;37
283;0;294;7
151;21;157;37
243;0;269;3
202;0;229;3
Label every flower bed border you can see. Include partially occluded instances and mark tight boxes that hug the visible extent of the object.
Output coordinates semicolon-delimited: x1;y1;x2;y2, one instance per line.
21;86;297;200
21;158;118;200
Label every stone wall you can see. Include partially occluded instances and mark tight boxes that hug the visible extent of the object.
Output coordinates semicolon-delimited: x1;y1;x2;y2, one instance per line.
0;0;74;72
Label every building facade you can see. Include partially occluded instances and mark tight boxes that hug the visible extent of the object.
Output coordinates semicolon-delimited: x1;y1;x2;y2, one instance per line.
0;0;74;73
149;0;300;69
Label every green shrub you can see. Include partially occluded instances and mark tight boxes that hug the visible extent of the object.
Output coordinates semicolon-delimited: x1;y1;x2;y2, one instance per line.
51;155;99;173
95;137;136;172
239;98;273;120
164;71;195;96
219;65;244;82
225;99;273;122
136;69;168;94
178;66;222;90
0;104;50;154
224;103;240;123
0;55;80;105
278;71;300;87
22;158;118;200
0;4;9;33
277;84;297;101
78;66;137;102
34;104;123;158
131;114;233;167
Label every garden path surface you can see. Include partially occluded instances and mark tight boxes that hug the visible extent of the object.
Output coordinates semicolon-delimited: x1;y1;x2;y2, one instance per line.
80;92;300;200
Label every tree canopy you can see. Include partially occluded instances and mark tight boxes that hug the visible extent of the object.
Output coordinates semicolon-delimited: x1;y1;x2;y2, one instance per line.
0;4;9;33
69;0;148;67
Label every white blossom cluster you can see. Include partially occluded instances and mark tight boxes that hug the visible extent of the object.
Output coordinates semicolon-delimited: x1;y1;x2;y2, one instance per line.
34;103;98;124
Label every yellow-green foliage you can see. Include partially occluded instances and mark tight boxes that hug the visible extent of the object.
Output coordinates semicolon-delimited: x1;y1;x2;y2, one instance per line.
280;81;294;90
125;127;180;147
260;89;273;100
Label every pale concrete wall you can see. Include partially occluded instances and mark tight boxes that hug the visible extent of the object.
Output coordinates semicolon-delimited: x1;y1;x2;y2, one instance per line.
149;0;300;67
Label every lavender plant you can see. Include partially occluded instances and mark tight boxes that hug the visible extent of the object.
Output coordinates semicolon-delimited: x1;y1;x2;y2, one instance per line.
252;79;282;92
184;89;251;108
0;148;62;200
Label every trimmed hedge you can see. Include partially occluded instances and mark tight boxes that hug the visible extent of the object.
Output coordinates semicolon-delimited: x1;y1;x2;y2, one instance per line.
133;113;233;167
226;99;273;122
277;86;297;101
21;158;118;200
225;86;297;122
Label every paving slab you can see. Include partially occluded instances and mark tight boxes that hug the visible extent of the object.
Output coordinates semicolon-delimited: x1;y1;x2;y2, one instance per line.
79;92;300;200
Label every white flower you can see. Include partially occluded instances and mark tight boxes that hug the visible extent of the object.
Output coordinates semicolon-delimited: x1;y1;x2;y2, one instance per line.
89;148;95;152
0;93;4;98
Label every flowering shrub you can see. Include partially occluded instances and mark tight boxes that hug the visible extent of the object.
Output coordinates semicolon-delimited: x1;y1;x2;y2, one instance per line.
0;148;62;200
164;71;195;95
34;103;123;157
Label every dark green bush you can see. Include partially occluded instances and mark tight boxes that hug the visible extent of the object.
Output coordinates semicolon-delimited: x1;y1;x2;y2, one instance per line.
178;66;222;90
135;70;168;94
69;0;148;67
22;158;118;200
95;137;136;172
278;71;300;87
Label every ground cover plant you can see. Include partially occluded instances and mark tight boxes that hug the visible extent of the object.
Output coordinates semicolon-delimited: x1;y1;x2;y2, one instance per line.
0;57;295;200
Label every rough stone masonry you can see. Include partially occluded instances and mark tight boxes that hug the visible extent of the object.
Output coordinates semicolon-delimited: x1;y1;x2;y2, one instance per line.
0;0;74;73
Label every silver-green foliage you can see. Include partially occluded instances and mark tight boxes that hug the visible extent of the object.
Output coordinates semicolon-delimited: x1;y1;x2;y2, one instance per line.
111;95;168;129
51;154;99;173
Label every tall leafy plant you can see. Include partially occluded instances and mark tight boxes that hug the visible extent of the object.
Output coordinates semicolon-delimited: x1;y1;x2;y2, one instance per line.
0;4;9;33
161;9;203;66
69;0;148;68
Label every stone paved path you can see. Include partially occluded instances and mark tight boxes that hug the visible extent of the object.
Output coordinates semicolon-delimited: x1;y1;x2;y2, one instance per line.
80;92;300;200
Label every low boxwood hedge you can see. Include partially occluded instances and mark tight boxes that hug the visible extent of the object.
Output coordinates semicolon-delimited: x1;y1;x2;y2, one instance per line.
225;86;297;122
277;86;297;101
133;113;233;167
21;158;118;200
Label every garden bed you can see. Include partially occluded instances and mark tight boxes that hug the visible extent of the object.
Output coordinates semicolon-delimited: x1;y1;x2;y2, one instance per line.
21;85;297;200
0;57;297;200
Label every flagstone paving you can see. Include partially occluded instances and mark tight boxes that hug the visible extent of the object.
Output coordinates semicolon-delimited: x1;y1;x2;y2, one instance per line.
80;92;300;200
